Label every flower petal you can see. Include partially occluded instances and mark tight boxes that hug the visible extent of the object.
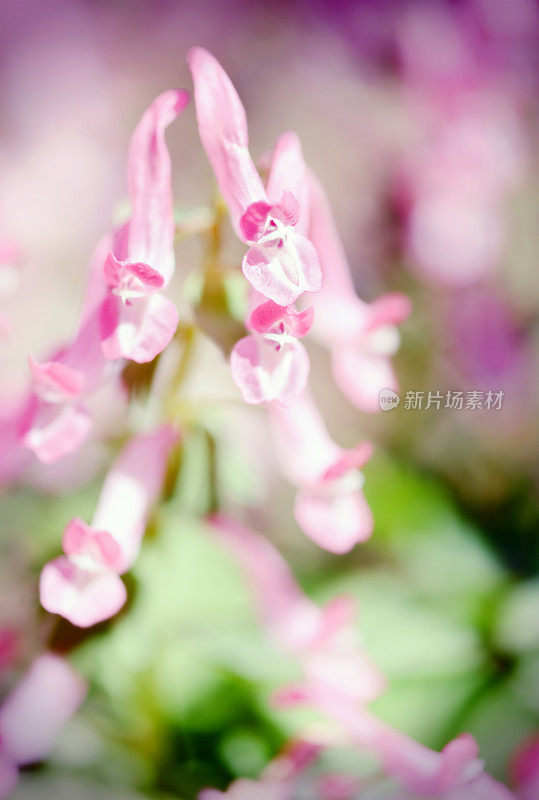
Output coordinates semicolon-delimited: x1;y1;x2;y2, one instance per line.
332;347;398;414
266;132;309;234
249;300;314;338
28;357;85;403
100;292;179;363
294;489;374;553
230;335;309;405
0;654;86;765
23;404;92;464
188;47;266;235
127;89;189;285
242;232;321;306
40;556;127;628
62;517;122;571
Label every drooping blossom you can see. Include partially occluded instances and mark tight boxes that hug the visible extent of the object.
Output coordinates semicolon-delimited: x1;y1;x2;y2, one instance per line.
188;47;321;307
230;300;313;405
277;683;515;800
270;391;374;553
40;426;176;627
209;514;384;703
100;90;189;363
0;653;86;799
21;235;117;464
307;171;411;413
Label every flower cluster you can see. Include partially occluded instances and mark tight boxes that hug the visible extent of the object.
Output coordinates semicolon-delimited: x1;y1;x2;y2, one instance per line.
0;45;521;800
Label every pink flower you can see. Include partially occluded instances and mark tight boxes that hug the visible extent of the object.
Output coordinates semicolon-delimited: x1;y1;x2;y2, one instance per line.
100;90;189;363
270;391;374;552
21;235;118;465
230;301;313;405
209;514;384;704
307;171;411;413
40;426;176;627
188;48;321;307
0;654;86;799
281;684;515;800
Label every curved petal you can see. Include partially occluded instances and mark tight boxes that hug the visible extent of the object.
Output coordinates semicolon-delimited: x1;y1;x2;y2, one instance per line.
28;357;85;403
127;89;189;285
266;132;309;234
23;404;92;464
100;293;179;363
294;489;374;553
188;47;266;235
0;654;86;765
230;335;309;405
249;300;314;338
62;517;122;571
40;556;127;628
332;346;398;414
242;233;321;306
367;292;412;331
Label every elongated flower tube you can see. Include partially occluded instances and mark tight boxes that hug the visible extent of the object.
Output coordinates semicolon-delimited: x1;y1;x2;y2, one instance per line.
188;47;321;306
0;654;86;799
307;171;411;413
100;90;189;363
40;426;176;627
209;515;385;704
277;684;516;800
230;301;313;405
269;391;374;553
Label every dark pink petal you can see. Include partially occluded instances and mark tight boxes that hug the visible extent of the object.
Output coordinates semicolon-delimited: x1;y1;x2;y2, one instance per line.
127;89;189;286
188;47;266;235
23;404;92;464
332;347;398;414
62;517;122;571
242;233;322;306
294;489;374;553
230;335;309;405
100;293;179;363
367;292;412;331
323;441;374;482
103;252;164;293
40;556;127;628
249;300;314;338
239;201;274;242
28;357;85;403
0;654;86;765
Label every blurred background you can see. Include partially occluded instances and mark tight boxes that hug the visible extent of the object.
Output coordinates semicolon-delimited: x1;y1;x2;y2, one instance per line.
0;0;538;797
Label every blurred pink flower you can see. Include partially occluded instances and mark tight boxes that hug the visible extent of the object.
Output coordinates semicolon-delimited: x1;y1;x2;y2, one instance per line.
40;426;176;627
0;653;86;799
210;514;384;703
307;171;411;413
270;392;374;552
188;47;321;307
100;89;189;362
